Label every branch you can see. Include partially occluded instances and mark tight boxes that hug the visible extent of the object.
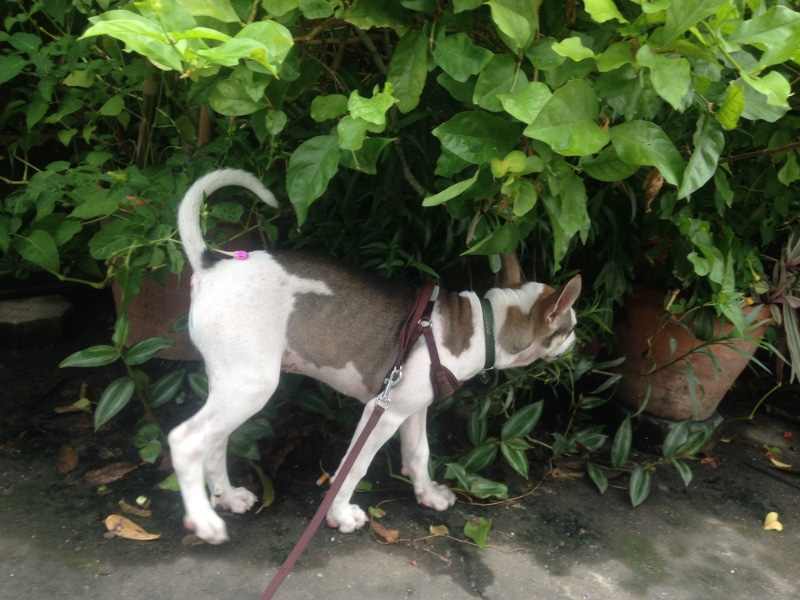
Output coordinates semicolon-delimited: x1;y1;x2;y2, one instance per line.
720;141;800;164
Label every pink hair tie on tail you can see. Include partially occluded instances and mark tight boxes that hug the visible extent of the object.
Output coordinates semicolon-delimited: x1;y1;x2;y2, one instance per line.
213;249;249;260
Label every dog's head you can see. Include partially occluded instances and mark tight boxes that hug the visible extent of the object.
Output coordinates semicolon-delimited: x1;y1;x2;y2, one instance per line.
488;254;581;369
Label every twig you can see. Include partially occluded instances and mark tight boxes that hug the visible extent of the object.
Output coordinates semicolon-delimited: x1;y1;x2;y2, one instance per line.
719;141;800;164
742;460;800;491
354;27;387;73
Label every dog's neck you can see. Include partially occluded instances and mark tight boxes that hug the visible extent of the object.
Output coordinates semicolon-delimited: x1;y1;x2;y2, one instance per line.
479;297;496;370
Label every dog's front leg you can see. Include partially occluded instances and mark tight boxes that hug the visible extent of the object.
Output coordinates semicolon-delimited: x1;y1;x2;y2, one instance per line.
400;408;457;511
326;400;409;533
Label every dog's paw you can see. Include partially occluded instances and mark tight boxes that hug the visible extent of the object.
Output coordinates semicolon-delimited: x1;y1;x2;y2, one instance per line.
416;482;457;511
211;486;257;514
184;511;230;545
326;504;367;533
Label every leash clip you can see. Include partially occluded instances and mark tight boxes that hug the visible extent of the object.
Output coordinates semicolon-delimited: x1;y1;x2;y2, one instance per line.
376;366;403;410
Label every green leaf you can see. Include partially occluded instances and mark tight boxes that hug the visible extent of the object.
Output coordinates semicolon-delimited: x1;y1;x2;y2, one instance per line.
473;53;526;112
464;517;492;550
459;442;498;472
422;169;479;207
586;462;608;494
13;229;59;273
310;94;349;121
525;80;609;156
229;431;260;460
487;0;536;50
81;12;184;72
541;161;590;270
512;180;538;217
387;29;428;113
94;376;135;430
60;345;121;368
581;146;640;182
467;405;489;446
498;81;552;125
432;31;493;83
584;0;628;24
551;37;595;61
609;120;685;186
445;462;472;491
629;465;652;507
348;83;397;127
672;459;693;487
339;136;395;175
662;419;692;459
660;0;727;45
501;401;543;441
187;370;209;400
286;134;340;225
432;112;523;166
336;116;369;151
148;369;186;408
717;82;745;131
611;415;632;468
677;113;724;199
209;78;263;116
0;55;27;85
468;477;508;499
501;443;529;479
176;0;240;22
138;440;162;464
635;45;691;111
158;472;180;491
739;71;790;108
729;6;800;68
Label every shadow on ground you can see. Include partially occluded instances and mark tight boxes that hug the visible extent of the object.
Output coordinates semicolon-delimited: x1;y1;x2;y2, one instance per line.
2;290;799;599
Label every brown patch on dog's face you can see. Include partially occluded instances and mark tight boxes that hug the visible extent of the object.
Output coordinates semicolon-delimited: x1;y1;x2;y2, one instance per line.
437;291;475;357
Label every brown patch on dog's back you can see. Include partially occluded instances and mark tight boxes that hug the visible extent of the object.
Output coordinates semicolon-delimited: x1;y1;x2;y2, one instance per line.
437;291;474;357
278;252;416;395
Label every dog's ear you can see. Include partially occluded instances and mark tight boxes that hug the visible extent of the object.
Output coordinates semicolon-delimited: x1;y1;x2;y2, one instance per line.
495;252;525;288
545;274;581;326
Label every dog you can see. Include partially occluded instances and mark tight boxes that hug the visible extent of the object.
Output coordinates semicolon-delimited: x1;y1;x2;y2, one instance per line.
168;169;581;544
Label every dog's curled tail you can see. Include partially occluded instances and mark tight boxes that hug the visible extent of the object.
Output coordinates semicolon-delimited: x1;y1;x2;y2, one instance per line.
178;169;278;273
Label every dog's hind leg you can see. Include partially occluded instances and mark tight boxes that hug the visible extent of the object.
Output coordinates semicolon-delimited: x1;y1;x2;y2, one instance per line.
168;365;278;544
400;407;457;511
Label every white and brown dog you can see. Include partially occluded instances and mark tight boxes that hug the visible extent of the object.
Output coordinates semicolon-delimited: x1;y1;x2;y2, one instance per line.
169;169;581;544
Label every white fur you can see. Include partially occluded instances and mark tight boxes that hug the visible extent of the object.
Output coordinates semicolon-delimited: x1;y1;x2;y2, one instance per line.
169;169;579;544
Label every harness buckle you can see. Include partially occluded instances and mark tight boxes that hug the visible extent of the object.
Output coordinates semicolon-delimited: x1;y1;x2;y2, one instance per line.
376;366;403;410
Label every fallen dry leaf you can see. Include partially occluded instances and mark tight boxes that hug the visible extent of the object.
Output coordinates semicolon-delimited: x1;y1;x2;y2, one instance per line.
84;461;139;485
104;514;160;540
429;524;449;536
770;458;793;469
549;466;585;480
763;512;783;532
700;456;719;469
57;445;79;474
370;519;400;544
118;498;152;518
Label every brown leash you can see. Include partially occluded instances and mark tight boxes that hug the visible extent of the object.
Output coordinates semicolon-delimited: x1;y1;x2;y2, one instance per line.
260;281;440;600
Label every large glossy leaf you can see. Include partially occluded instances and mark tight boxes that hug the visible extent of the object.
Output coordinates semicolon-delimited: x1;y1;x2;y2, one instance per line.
432;112;522;165
729;6;800;68
677;113;724;199
662;419;692;458
473;53;526;112
487;0;536;50
387;29;428;113
609;120;685;186
586;462;608;494
584;0;628;24
525;80;609;156
636;45;692;111
660;0;727;45
286;134;340;225
432;31;493;83
422;169;480;207
459;442;498;472
498;81;551;125
13;229;59;273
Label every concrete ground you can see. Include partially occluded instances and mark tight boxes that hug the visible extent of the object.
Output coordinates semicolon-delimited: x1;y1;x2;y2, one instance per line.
1;292;799;599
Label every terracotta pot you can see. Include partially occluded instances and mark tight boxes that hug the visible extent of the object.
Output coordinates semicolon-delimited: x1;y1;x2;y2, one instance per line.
613;287;771;421
112;271;199;360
